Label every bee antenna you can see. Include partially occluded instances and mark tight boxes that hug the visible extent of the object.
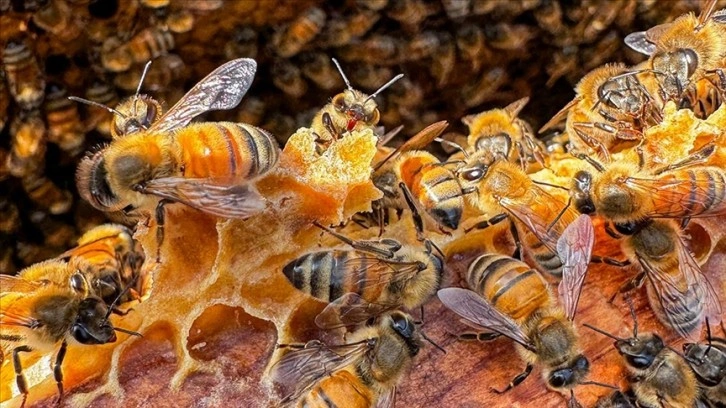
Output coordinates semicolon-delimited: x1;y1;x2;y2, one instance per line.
313;221;355;245
574;153;605;172
582;323;627;342
705;317;713;356
103;273;140;322
331;58;353;91
114;327;143;337
435;138;469;159
133;60;153;118
580;380;618;390
68;96;127;119
420;330;446;354
365;73;404;103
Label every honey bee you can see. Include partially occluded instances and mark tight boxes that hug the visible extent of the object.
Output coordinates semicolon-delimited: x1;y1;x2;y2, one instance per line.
31;0;81;42
76;58;279;257
430;32;456;88
271;6;326;58
0;196;20;234
349;65;393;93
7;109;46;179
100;27;174;73
617;219;722;338
83;79;119;137
57;224;144;305
271;311;421;407
114;54;184;93
271;59;309;98
387;77;423;109
438;215;595;400
224;27;258;60
683;322;726;405
338;35;400;65
404;31;440;61
461;67;509;108
485;23;536;51
570;147;726;225
21;175;73;215
371;121;463;232
625;0;726;101
2;37;45;110
44;82;85;155
300;52;344;91
441;0;471;19
310;59;402;143
585;305;701;408
462;97;545;170
455;147;582;277
283;223;442;329
386;0;437;32
0;261;140;407
456;24;489;73
539;63;661;158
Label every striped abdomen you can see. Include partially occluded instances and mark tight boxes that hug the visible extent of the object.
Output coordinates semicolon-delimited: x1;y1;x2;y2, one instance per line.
127;28;174;65
645;272;705;337
296;369;375;408
466;253;551;322
282;250;384;303
522;230;564;278
176;122;279;180
649;167;726;218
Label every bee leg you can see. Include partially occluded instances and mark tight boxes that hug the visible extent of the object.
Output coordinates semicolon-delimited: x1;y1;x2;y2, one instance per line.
464;213;507;233
398;182;425;241
12;345;32;408
590;255;630;267
154;199;171;263
53;341;67;406
508;221;524;261
679;217;691;230
604;222;622;239
490;363;533;394
608;271;646;303
322;112;340;140
573;126;611;162
653;143;716;175
458;332;501;342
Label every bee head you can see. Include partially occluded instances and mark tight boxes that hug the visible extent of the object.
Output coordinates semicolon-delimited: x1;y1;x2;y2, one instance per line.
683;342;726;386
547;354;590;390
616;332;664;370
71;297;117;345
652;48;698;97
112;95;161;138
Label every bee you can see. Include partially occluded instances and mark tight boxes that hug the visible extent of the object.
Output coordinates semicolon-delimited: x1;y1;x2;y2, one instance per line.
0;261;140;407
31;0;81;42
441;0;471;19
683;322;726;405
114;54;184;92
21;175;73;215
271;6;326;58
310;59;402;143
355;0;387;11
461;67;509;108
83;79;119;137
44;82;85;155
455;146;582;277
387;77;423;109
349;65;393;93
386;0;437;32
570;146;726;225
438;215;595;400
100;27;174;73
338;35;400;65
485;23;536;51
2;37;45;110
271;311;421;407
57;224;144;306
585;304;701;408
616;219;722;338
539;63;661;158
76;58;279;257
271;59;308;98
0;196;20;234
371;121;463;232
456;24;489;73
300;52;344;91
404;31;440;61
224;27;258;60
430;32;456;88
679;74;726;119
282;223;442;329
7;109;46;179
625;0;726;101
462;97;545;170
594;391;635;408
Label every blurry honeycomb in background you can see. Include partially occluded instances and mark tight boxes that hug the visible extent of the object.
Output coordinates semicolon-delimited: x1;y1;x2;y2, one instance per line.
0;0;716;274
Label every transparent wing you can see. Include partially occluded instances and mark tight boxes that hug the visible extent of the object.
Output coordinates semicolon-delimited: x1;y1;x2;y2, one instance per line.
625;175;726;218
315;293;398;329
373;120;448;171
270;339;374;405
538;96;580;134
376;387;396;408
437;288;534;351
0;275;47;294
500;184;578;253
141;177;265;219
149;58;257;133
624;31;656;55
0;308;41;329
556;215;594;321
713;8;726;23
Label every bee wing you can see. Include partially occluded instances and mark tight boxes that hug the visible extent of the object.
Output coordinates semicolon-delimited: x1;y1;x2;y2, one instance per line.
556;215;594;321
712;8;726;23
149;58;257;133
315;293;399;329
270;339;374;405
437;288;535;352
0;275;47;294
0;308;42;329
639;237;722;338
623;31;656;55
376;387;396;408
141;177;265;219
373;120;449;171
625;176;726;218
538;96;581;134
500;185;578;253
314;257;423;329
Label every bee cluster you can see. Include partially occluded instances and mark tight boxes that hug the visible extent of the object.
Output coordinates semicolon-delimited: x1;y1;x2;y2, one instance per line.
0;0;719;274
1;1;726;408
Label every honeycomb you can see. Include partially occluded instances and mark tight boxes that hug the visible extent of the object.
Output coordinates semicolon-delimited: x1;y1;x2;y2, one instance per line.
1;1;726;407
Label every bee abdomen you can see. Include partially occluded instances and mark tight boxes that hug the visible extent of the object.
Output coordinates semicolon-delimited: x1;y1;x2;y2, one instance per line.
282;251;349;302
216;122;279;178
646;281;703;336
531;247;564;278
